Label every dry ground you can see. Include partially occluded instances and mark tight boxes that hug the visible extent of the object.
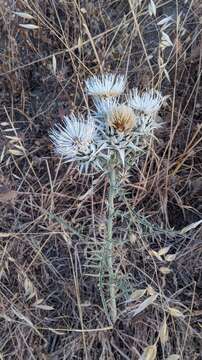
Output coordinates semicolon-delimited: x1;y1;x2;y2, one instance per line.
0;0;202;359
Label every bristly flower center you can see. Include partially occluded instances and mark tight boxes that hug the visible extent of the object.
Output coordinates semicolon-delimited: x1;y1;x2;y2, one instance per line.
73;137;91;153
108;105;136;134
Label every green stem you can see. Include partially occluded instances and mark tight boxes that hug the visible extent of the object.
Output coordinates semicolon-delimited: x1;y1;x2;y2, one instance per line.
107;165;117;323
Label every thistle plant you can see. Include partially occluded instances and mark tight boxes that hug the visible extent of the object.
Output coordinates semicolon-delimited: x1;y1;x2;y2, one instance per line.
50;73;165;324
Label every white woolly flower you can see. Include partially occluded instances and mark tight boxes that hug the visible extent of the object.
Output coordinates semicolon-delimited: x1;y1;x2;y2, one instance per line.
128;88;164;115
93;97;119;120
85;74;126;97
50;115;97;169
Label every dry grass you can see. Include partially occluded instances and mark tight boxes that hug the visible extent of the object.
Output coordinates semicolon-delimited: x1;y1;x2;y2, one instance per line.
0;0;202;359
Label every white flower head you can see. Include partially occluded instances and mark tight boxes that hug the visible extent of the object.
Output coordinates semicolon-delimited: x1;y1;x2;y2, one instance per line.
128;88;164;115
107;105;136;134
93;97;119;120
50;115;97;169
85;74;126;98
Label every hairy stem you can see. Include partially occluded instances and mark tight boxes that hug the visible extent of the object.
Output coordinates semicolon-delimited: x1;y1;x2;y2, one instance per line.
107;165;117;323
